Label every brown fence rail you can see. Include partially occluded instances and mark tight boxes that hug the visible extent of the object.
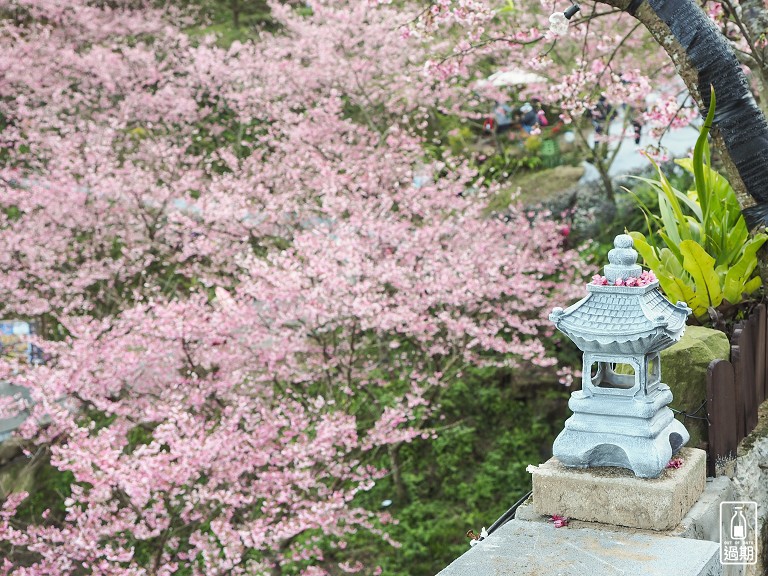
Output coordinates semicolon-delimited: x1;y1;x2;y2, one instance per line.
706;303;768;476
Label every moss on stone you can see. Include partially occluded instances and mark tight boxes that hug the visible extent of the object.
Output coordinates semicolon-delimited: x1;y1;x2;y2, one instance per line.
661;326;730;450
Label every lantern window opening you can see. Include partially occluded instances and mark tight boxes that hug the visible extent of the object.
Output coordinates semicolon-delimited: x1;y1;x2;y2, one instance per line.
583;353;643;396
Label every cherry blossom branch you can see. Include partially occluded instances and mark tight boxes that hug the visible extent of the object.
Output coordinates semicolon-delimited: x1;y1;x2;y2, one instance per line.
720;0;766;70
655;92;692;146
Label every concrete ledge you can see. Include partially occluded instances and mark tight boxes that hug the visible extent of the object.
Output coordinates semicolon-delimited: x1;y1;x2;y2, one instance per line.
529;447;706;530
672;476;735;541
437;517;721;576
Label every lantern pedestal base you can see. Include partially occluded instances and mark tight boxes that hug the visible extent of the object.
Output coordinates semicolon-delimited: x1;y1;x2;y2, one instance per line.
528;447;706;531
553;386;689;478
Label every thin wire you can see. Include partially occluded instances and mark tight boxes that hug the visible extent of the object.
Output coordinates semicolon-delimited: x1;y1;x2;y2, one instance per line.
669;399;710;425
467;489;532;544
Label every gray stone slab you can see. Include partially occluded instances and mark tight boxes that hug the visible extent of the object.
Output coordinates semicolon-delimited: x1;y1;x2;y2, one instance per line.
438;518;721;576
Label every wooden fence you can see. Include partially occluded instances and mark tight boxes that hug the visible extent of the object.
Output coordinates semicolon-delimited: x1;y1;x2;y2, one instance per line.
706;303;768;476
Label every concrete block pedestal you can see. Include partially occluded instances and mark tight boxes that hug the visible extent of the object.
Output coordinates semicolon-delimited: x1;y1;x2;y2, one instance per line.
528;447;706;531
438;452;736;576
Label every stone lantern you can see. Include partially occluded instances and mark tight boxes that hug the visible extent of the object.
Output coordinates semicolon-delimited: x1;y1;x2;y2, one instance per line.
549;234;691;478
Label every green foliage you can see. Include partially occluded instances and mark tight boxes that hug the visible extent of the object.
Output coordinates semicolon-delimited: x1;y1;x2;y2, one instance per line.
349;366;568;575
13;456;75;525
475;147;542;185
627;90;767;324
422;110;555;189
619;163;692;236
523;134;541;154
483;186;517;215
446;126;474;156
182;0;278;46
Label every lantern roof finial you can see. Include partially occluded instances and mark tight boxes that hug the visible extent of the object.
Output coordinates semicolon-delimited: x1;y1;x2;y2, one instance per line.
604;234;641;283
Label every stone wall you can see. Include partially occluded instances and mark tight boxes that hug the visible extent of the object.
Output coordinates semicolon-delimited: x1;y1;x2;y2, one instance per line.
731;401;768;576
663;326;768;573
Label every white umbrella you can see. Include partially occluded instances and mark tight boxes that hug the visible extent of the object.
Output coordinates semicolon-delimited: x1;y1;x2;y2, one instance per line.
483;68;547;87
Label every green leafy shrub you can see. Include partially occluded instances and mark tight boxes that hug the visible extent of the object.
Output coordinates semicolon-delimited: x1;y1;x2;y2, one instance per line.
627;89;767;324
523;134;542;153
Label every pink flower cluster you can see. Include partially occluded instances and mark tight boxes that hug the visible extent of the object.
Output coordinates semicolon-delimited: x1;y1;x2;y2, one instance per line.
551;514;569;528
666;458;684;469
590;270;657;287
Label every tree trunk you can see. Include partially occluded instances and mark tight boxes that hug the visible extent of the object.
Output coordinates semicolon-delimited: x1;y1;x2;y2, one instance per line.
727;1;768;117
599;0;768;230
735;0;768;52
593;148;615;203
388;444;408;504
231;0;240;28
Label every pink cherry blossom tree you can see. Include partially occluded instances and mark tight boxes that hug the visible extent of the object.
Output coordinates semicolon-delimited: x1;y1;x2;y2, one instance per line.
0;1;581;573
385;0;768;226
382;0;688;198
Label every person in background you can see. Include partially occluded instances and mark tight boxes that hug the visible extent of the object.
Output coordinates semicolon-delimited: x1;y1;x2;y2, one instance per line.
628;106;644;145
533;98;548;127
520;102;538;133
493;101;513;134
591;95;613;135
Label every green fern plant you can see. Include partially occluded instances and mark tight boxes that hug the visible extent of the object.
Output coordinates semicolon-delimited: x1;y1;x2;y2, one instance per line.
627;89;767;324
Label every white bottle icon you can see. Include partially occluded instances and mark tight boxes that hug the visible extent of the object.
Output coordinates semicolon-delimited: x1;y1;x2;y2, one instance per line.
731;506;747;540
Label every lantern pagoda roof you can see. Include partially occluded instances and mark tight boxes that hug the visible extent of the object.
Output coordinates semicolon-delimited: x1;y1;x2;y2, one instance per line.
549;235;691;354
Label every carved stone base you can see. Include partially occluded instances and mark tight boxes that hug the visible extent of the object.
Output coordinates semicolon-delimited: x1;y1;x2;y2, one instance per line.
553;386;689;478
